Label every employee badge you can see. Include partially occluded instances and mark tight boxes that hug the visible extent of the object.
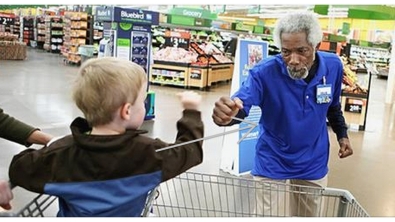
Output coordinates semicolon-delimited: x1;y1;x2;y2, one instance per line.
316;84;332;104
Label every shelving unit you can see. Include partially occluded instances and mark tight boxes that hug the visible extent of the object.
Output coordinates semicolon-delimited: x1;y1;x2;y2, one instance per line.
62;11;88;64
50;16;63;53
43;17;51;51
43;16;63;53
36;16;46;49
150;62;189;87
85;15;94;45
10;16;20;41
22;17;35;46
341;71;372;131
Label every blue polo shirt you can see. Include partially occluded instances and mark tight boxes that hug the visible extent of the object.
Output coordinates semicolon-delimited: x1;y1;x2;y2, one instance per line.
232;51;344;180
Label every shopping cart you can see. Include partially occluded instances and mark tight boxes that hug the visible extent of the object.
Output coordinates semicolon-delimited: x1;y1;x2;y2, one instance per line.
148;171;369;217
0;171;369;217
0;183;155;217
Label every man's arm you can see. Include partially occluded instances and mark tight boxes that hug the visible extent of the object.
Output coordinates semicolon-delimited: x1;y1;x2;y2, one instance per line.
327;105;353;158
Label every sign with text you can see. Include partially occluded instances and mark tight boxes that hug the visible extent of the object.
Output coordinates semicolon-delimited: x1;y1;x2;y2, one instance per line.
168;7;217;20
0;13;15;25
345;98;363;113
113;7;159;25
220;39;269;175
164;31;190;49
95;6;113;21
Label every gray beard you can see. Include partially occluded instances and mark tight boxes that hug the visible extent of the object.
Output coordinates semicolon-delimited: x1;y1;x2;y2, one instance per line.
287;66;309;80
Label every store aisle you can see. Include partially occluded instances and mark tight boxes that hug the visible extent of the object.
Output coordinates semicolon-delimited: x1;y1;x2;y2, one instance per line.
1;49;395;217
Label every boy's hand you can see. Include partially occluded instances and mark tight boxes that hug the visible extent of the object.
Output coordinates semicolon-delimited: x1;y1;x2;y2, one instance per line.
177;91;202;111
0;180;13;210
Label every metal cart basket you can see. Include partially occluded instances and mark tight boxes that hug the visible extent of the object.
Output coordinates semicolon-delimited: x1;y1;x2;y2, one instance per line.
0;193;57;217
147;171;369;217
1;171;369;217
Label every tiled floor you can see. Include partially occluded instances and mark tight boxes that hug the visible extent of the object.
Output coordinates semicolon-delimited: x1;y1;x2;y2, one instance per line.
1;49;395;217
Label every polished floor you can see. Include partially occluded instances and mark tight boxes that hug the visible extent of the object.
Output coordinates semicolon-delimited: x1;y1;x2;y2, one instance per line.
1;49;395;217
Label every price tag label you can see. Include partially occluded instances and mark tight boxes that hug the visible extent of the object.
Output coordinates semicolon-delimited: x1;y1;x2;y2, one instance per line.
164;30;190;49
0;17;14;26
164;36;189;49
345;98;363;113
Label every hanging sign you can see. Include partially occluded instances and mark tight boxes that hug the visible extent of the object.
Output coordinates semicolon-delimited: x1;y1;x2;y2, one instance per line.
0;13;15;25
164;30;190;49
168;7;217;20
113;7;159;25
95;6;114;22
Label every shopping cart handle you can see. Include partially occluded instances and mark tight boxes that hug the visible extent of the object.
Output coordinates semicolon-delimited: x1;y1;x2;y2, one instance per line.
0;212;18;217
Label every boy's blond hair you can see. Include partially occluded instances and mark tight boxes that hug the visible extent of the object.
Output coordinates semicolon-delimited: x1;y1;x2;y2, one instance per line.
72;57;147;126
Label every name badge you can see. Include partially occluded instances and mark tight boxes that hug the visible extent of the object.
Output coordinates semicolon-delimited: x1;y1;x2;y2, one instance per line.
316;84;332;104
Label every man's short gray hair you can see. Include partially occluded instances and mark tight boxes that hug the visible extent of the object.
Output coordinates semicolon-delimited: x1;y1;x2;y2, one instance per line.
273;11;323;49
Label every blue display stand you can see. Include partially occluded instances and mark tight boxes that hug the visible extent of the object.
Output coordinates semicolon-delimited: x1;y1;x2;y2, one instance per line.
220;39;269;176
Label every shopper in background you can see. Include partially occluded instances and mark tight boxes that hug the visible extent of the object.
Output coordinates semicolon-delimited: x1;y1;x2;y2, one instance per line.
0;108;54;210
8;57;204;217
212;11;353;217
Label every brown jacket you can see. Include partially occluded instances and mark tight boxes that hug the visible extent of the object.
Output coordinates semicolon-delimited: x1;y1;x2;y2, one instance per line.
9;109;204;216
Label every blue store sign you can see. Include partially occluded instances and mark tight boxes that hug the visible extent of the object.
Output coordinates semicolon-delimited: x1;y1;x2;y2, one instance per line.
95;6;114;21
113;7;159;25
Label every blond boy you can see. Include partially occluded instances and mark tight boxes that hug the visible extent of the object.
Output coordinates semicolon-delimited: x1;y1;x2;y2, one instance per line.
9;57;204;217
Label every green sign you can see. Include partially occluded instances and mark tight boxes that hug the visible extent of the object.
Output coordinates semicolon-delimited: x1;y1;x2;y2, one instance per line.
168;15;195;26
168;7;217;20
119;22;132;31
342;22;350;35
254;26;264;34
117;38;130;47
314;5;395;20
234;23;254;32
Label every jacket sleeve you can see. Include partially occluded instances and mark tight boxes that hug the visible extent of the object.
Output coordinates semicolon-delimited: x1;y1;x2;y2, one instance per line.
154;109;204;182
8;147;52;193
0;108;38;147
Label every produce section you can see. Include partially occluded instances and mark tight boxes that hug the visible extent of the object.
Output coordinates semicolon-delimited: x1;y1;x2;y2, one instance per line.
340;57;372;131
151;33;234;90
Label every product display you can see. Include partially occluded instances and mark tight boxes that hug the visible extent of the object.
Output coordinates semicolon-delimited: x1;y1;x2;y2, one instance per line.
340;55;372;131
62;12;89;64
22;17;34;46
0;35;27;60
131;31;151;73
43;16;63;53
151;35;234;89
36;16;46;49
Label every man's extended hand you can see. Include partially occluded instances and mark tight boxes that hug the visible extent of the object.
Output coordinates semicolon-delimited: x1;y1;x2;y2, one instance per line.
212;96;243;126
338;138;353;158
